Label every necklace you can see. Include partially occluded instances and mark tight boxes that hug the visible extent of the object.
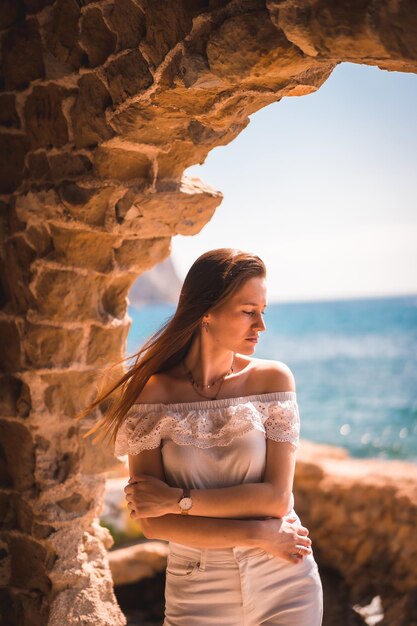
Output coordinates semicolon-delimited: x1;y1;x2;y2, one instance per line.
182;354;235;400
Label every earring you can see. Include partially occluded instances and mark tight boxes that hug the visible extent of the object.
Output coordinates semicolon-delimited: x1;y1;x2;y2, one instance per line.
202;321;209;332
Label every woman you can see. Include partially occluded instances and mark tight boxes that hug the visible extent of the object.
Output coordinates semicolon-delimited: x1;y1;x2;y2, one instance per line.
80;248;323;625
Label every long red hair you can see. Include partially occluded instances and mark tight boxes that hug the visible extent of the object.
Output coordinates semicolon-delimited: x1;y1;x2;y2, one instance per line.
76;248;267;445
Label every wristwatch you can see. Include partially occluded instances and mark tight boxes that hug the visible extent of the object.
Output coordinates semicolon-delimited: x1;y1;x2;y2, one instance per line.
178;487;193;514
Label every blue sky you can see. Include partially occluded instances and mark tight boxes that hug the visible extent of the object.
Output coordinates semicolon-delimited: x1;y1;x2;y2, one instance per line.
170;62;417;303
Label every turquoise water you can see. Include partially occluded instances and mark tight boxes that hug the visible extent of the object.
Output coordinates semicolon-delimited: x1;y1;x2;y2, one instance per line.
126;294;417;463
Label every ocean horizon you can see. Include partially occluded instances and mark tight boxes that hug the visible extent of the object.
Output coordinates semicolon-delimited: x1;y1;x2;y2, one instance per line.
126;293;417;464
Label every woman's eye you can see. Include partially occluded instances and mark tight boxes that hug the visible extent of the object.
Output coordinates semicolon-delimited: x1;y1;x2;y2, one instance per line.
243;311;266;316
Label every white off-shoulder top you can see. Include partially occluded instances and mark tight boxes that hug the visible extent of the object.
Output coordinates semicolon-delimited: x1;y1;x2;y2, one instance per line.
115;392;301;551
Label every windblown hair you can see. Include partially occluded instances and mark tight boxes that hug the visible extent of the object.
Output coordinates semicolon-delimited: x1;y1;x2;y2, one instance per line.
76;248;266;446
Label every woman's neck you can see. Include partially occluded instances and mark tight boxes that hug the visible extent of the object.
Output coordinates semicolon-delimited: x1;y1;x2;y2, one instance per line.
183;338;236;387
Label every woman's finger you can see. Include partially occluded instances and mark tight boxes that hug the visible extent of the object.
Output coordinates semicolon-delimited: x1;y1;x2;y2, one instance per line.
298;535;312;546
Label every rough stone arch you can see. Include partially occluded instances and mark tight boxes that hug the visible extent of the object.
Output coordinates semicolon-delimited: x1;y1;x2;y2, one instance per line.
0;1;416;624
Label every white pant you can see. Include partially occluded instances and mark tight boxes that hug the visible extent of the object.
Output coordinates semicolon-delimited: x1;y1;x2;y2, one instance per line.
163;542;323;626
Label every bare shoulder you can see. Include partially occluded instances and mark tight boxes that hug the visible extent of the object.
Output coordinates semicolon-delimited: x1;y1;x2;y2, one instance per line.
250;357;296;393
133;372;171;404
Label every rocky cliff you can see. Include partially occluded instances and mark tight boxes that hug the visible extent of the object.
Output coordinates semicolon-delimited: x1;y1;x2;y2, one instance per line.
129;256;182;306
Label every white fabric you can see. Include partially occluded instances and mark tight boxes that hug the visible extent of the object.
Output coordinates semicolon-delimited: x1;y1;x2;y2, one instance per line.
114;391;300;457
115;391;323;625
163;542;323;626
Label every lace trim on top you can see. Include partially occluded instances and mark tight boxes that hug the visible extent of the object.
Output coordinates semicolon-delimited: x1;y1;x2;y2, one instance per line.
114;391;300;456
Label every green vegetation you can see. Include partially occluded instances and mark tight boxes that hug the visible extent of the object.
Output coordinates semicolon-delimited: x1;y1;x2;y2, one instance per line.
99;518;145;547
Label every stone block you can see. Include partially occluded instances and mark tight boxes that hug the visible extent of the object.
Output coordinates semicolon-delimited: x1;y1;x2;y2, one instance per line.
32;523;55;539
1;18;45;90
42;0;86;70
0;420;35;490
1;236;38;312
0;375;31;418
269;0;406;62
24;84;70;148
0;585;49;626
80;7;117;68
206;10;307;83
24;223;53;257
41;370;98;417
2;206;12;245
48;223;115;272
0;201;8;242
79;430;122;474
101;273;137;319
34;438;77;485
115;180;221;237
0;318;22;372
148;77;217;116
141;0;198;68
7;535;54;592
6;233;37;275
14;188;62;223
110;103;190;145
71;73;114;148
157;139;208;180
93;146;152;184
0;537;10;586
23;322;85;369
57;182;115;228
86;322;129;366
31;267;107;322
56;492;92;514
46;152;93;182
25;151;50;180
106;0;146;50
105;49;153;104
25;0;55;13
0;93;20;128
0;491;16;530
114;236;170;271
0;1;24;30
0;492;33;533
0;132;30;193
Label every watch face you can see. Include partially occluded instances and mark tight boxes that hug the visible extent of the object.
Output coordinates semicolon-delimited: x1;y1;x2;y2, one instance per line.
179;497;192;510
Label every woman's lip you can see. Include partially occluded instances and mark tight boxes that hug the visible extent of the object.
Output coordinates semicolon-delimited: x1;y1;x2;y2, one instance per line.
246;338;258;342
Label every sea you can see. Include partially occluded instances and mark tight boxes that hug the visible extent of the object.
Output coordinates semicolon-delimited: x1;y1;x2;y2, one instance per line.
126;294;417;463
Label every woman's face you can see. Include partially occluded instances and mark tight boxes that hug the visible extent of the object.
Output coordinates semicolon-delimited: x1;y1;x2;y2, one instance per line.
205;276;267;354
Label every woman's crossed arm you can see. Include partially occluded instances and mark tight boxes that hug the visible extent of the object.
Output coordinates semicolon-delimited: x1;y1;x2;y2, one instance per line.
125;439;296;521
122;443;311;562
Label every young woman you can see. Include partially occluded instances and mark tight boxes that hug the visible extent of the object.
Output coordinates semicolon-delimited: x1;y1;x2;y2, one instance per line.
81;248;323;625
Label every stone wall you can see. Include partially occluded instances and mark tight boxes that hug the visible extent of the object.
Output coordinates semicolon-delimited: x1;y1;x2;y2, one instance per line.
0;1;416;624
295;441;417;626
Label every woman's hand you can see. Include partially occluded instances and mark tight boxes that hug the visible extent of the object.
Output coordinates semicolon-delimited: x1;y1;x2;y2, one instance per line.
124;474;181;518
258;514;313;564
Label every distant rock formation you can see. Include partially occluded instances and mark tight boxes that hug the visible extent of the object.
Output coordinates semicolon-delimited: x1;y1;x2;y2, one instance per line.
128;256;182;307
109;540;169;587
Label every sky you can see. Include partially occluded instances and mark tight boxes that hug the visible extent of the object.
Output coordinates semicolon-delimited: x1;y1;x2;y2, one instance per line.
169;62;417;303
